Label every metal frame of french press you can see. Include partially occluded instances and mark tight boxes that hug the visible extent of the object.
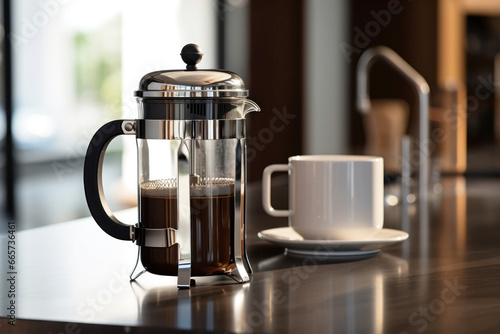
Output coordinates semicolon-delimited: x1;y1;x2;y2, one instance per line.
125;119;251;288
84;44;254;289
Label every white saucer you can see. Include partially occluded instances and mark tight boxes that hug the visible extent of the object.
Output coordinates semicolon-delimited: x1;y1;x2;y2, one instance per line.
258;227;408;254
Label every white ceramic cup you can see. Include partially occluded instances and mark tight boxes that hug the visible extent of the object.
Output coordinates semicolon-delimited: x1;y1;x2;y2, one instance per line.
262;155;384;240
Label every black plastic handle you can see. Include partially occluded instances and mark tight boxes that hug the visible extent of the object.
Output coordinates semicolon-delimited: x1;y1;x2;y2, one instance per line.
84;119;136;241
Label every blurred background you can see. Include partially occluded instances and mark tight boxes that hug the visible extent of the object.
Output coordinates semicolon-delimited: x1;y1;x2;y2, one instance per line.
1;0;499;230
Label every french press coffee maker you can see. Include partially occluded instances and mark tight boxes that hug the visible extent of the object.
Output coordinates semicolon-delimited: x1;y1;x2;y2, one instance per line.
84;44;259;288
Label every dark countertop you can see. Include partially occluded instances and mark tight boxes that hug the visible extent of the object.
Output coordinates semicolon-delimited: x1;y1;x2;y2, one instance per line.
1;176;500;333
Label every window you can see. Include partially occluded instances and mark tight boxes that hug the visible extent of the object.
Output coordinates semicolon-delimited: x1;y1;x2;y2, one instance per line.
7;0;217;229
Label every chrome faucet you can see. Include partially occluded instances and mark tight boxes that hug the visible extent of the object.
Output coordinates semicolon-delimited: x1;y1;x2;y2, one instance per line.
356;46;430;202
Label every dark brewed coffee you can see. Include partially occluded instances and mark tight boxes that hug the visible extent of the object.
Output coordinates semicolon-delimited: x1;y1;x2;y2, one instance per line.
140;179;240;276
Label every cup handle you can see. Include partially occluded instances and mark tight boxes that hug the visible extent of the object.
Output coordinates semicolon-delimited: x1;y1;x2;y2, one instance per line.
83;119;136;241
262;164;292;217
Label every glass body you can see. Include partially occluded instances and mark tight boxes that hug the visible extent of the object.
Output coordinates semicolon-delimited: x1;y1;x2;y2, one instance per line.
137;138;244;276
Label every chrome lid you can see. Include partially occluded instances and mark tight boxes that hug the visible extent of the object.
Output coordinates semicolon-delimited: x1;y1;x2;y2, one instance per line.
134;44;248;99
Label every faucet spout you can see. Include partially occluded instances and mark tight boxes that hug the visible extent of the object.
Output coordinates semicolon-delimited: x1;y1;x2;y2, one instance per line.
355;46;430;202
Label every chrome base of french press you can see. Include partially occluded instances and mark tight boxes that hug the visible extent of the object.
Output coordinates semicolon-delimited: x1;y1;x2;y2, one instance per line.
128;246;197;287
129;244;251;288
129;227;252;288
129;247;147;282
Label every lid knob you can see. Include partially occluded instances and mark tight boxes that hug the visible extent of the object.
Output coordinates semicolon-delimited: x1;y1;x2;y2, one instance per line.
180;44;203;71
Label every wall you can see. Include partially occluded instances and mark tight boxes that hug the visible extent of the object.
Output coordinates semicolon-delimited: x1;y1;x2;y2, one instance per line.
305;0;349;154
